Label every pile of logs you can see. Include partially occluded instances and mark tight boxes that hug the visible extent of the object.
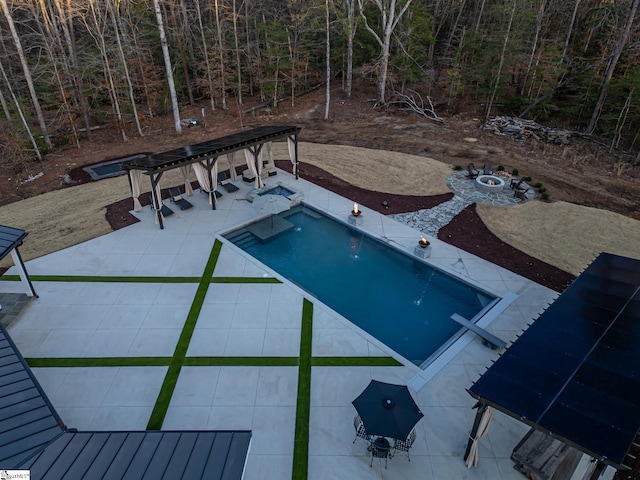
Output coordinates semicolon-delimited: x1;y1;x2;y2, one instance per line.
481;116;572;145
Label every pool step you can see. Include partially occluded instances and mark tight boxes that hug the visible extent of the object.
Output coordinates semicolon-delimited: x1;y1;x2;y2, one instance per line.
227;230;260;249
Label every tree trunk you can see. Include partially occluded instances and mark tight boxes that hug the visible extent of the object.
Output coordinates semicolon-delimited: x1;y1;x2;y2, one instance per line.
214;0;227;110
232;0;243;105
0;59;42;159
110;0;143;137
153;0;182;133
195;0;215;110
344;0;356;98
586;0;639;134
325;0;331;120
358;0;413;106
0;0;52;148
486;0;516;118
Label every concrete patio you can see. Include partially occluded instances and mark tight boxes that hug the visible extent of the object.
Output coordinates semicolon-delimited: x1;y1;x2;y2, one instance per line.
0;167;614;479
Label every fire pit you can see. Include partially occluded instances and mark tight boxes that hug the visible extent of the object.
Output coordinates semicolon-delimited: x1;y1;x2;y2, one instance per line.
476;175;505;193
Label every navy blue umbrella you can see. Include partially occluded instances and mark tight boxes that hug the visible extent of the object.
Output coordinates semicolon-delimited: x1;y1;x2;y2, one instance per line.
352;380;423;440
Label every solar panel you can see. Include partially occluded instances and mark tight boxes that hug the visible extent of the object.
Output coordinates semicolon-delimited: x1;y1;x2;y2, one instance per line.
469;253;640;468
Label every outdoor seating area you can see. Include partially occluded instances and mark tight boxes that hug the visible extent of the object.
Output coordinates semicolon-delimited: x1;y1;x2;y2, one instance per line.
0;157;623;479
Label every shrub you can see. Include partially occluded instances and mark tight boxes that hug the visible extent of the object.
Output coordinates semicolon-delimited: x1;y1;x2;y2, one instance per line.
524;176;532;181
534;182;543;188
538;187;547;193
512;168;519;176
454;165;462;171
541;192;550;201
497;165;505;171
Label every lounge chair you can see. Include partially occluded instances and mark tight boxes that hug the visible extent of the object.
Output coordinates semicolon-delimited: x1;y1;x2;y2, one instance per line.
169;187;193;210
514;187;530;201
510;176;527;190
218;171;239;192
157;203;173;216
482;163;493;175
466;163;479;179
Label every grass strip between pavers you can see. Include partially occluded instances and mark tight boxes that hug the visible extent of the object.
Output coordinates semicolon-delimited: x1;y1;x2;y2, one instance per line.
0;275;200;283
292;299;313;480
0;275;281;284
311;356;402;366
26;357;171;367
184;357;298;366
146;239;222;430
211;277;281;284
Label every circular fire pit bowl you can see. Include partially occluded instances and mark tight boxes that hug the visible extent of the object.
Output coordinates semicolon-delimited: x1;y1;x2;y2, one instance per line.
475;175;506;193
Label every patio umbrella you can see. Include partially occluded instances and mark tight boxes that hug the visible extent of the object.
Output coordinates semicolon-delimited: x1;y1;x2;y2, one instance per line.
352;380;423;441
252;193;291;217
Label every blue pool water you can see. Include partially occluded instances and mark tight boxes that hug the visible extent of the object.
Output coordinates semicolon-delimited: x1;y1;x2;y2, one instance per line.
224;205;496;366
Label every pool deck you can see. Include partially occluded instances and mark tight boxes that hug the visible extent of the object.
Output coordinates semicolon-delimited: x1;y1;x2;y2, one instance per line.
0;169;614;479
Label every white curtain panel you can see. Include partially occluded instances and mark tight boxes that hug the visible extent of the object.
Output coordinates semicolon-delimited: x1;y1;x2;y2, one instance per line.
244;149;264;189
465;406;494;468
287;137;297;175
180;165;193;196
226;152;238;180
192;161;214;205
129;169;143;212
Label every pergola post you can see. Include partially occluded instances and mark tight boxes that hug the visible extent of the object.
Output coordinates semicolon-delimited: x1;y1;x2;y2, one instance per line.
10;248;37;298
464;402;489;464
149;172;165;229
588;460;607;480
206;157;216;210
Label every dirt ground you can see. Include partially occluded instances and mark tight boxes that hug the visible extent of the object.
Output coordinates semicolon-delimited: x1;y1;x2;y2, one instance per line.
1;83;640;477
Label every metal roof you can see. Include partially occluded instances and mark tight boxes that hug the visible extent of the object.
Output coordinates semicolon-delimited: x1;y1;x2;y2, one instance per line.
0;225;28;262
122;125;301;173
468;252;640;469
0;322;251;478
0;324;65;467
18;430;252;480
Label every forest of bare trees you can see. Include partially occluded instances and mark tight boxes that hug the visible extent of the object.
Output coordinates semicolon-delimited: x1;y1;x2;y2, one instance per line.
0;0;639;169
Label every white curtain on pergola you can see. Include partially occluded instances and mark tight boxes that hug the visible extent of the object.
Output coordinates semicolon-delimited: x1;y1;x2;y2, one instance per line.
226;152;238;181
287;137;298;176
466;406;494;468
180;165;193;195
129;169;143;212
244;149;264;188
192;161;216;206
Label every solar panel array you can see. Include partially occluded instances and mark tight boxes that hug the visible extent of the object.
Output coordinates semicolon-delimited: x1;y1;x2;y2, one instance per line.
469;253;640;468
123;125;300;172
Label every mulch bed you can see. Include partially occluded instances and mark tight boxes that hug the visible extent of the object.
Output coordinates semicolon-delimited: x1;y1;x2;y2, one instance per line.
104;159;575;293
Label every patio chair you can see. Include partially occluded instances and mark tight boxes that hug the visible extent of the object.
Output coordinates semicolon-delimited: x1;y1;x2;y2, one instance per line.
392;428;417;461
466;163;479;179
370;437;390;469
514;187;530;201
510;176;527;190
353;414;370;445
482;163;493;175
169;187;193;210
218;171;240;192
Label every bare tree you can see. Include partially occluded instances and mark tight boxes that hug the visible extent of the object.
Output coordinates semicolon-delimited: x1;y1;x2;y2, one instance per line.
325;0;331;119
213;0;227;110
0;58;41;159
0;0;52;148
586;0;639;134
153;0;182;133
357;0;413;106
485;0;516;118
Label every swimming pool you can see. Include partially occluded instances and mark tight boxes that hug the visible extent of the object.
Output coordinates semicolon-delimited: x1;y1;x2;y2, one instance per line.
224;204;496;366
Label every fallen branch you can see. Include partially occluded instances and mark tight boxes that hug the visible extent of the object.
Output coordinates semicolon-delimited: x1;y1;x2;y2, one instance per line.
390;89;443;123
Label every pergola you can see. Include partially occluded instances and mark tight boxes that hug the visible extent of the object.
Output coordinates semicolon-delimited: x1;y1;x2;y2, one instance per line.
121;125;301;229
464;253;640;478
0;224;37;298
